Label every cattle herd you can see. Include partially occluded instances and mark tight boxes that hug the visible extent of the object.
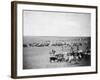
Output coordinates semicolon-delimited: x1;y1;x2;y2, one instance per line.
49;48;91;64
23;39;91;64
23;39;90;48
23;40;50;47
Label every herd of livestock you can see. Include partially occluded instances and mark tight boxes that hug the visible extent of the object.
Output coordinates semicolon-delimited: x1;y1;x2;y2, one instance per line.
49;48;91;64
23;39;90;64
23;39;89;48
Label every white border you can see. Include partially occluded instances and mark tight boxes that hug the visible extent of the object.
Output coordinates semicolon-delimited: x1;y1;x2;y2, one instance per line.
17;3;96;76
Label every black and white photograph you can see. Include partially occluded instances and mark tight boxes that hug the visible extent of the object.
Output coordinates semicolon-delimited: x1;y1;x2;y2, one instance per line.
23;10;91;69
11;1;97;78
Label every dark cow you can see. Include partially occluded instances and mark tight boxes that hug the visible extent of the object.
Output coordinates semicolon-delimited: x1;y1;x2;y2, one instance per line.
23;44;28;47
50;56;58;63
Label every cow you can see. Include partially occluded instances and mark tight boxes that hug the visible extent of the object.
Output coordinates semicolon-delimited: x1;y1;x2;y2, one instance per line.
49;50;57;63
50;56;58;63
23;44;28;47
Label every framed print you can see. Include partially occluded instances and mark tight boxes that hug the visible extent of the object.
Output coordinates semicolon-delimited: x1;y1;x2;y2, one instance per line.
11;1;98;78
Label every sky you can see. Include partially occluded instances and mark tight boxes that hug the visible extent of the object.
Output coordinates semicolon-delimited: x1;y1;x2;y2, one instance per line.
23;10;91;37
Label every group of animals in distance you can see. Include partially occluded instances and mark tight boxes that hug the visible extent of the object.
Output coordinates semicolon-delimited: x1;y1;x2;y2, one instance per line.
23;39;90;64
49;47;90;64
